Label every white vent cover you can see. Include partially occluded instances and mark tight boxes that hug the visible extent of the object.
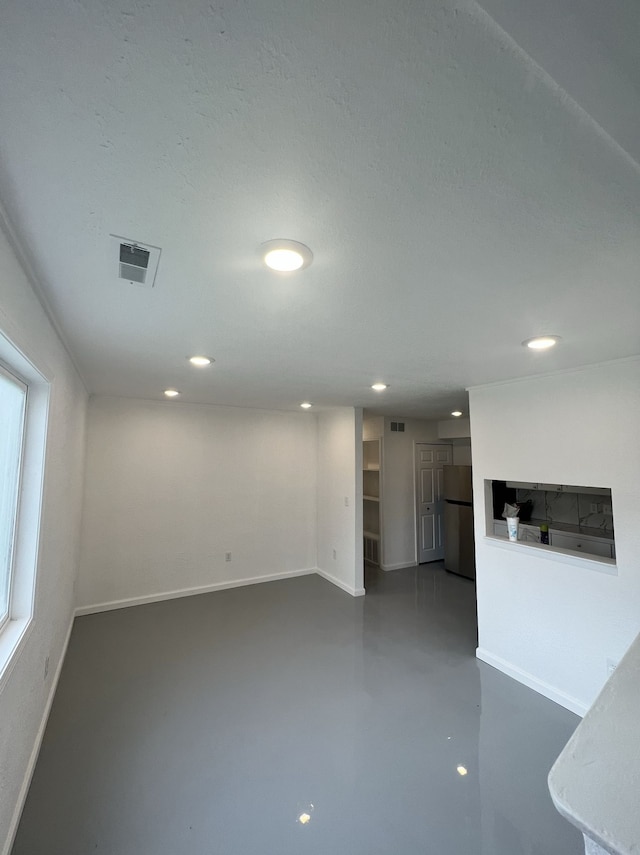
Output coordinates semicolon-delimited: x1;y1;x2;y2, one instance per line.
111;235;161;287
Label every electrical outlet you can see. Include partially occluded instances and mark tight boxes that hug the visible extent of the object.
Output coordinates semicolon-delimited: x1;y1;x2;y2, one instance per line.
225;552;232;562
606;658;618;677
589;503;599;514
44;656;49;679
332;549;337;560
603;503;612;515
344;496;349;507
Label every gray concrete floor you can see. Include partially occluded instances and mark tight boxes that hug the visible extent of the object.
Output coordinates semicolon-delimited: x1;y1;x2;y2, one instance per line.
12;564;582;854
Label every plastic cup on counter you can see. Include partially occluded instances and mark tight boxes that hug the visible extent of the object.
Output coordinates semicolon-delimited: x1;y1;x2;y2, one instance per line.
507;517;519;542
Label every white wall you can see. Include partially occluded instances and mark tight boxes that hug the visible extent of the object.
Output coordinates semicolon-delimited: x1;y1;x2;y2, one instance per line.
316;408;364;596
452;440;472;465
380;417;440;570
0;221;87;855
470;358;640;714
77;397;318;610
438;417;471;438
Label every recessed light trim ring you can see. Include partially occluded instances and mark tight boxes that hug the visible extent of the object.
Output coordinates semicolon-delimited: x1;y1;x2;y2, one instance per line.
188;355;214;366
523;335;561;350
261;239;313;272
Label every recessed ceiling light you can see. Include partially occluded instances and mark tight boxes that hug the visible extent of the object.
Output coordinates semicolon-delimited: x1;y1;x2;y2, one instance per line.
164;389;180;398
261;239;313;272
456;765;468;777
371;383;388;392
300;402;312;409
523;335;561;350
188;355;214;367
451;411;463;417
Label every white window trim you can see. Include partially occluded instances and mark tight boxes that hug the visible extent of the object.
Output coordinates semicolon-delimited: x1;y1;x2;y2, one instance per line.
0;331;49;692
0;362;27;634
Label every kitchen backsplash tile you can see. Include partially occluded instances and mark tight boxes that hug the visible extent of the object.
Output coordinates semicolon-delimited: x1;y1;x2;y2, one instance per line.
578;493;614;534
514;488;614;536
545;491;579;525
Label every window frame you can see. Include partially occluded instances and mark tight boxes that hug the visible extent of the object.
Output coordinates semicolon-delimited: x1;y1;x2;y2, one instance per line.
0;326;50;692
0;361;28;634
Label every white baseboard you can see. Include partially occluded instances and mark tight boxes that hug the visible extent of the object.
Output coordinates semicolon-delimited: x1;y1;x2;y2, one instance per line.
476;647;588;717
315;568;365;597
3;616;75;855
75;568;317;616
380;561;418;572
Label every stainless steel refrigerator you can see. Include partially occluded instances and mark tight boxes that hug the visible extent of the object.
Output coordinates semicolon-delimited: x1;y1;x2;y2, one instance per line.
443;465;476;580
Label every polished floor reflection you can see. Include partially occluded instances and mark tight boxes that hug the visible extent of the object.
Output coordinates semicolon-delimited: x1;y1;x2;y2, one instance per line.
13;565;582;854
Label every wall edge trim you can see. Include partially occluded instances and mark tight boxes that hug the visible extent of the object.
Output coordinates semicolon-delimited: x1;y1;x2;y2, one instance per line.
2;615;75;855
0;199;88;392
380;561;418;572
88;393;325;417
75;568;318;615
466;354;640;394
476;646;588;717
315;567;365;597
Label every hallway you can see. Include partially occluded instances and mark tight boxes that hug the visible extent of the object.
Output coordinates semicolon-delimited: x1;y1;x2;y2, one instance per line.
13;565;582;854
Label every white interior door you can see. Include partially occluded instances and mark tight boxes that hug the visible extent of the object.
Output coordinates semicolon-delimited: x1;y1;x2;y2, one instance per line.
415;444;452;563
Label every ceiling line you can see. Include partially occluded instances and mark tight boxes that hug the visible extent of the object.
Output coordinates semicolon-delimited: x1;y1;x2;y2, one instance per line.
0;198;89;393
470;0;640;180
466;353;640;393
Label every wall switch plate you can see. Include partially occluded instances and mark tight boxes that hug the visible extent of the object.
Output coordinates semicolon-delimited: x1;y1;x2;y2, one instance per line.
603;503;612;514
225;552;232;562
589;503;599;513
344;496;349;507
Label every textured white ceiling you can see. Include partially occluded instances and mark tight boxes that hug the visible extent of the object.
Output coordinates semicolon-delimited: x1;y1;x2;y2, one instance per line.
0;0;639;418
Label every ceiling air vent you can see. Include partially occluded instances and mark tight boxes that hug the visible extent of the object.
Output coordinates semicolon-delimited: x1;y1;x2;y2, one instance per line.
120;244;149;283
111;235;161;288
390;421;405;432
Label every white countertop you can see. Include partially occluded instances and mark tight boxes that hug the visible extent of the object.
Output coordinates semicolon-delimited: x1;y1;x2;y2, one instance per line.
495;517;614;541
548;631;640;854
